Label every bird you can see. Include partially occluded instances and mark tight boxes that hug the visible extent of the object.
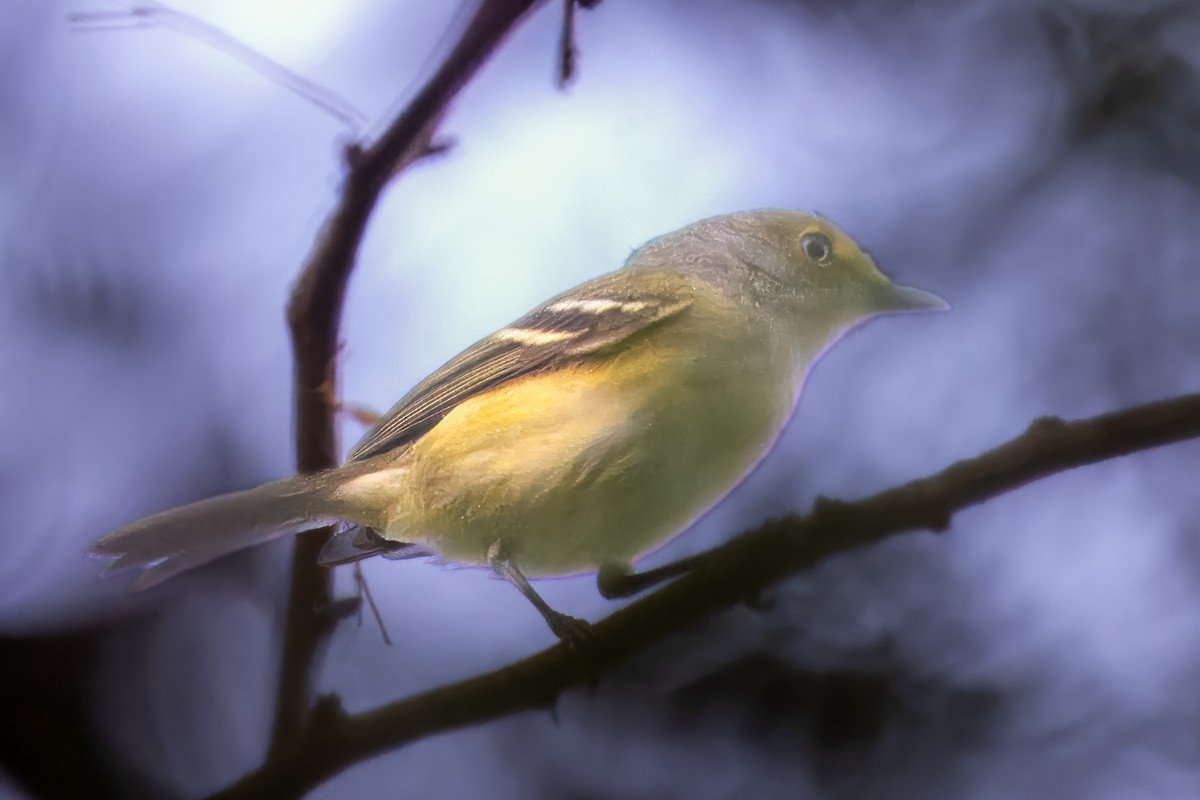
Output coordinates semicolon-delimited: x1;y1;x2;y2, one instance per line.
90;209;946;641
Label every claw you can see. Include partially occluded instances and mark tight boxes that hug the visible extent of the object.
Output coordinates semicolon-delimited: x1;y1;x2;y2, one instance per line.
546;610;595;649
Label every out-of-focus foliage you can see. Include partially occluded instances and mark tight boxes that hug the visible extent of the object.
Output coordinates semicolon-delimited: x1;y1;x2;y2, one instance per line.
2;0;1199;797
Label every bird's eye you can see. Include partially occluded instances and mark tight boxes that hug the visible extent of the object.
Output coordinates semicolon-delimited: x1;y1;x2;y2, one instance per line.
802;232;832;263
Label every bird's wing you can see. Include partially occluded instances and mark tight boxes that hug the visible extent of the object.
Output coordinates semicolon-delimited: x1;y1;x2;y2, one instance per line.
345;281;692;462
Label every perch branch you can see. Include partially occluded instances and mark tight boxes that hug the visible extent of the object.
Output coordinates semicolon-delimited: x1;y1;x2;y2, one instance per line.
213;392;1200;798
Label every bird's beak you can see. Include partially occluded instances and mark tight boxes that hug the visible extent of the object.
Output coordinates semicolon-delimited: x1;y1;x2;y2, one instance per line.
876;283;949;313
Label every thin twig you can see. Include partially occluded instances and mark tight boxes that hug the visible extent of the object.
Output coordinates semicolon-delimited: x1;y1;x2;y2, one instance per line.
68;1;368;132
557;0;578;87
354;564;393;647
269;0;551;759
209;392;1200;799
556;0;600;87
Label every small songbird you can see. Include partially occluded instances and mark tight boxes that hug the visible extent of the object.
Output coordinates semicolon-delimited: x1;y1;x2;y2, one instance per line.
91;209;946;640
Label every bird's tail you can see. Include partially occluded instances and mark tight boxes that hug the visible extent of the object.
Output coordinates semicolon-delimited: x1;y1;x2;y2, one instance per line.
90;473;342;591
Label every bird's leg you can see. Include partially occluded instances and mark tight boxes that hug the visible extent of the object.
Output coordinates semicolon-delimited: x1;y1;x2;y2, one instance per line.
488;542;593;645
596;553;713;599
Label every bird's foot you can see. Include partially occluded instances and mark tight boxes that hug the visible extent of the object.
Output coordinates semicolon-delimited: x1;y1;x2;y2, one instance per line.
545;610;595;649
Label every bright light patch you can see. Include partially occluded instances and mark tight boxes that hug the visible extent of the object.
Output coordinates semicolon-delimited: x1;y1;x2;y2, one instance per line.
169;0;365;65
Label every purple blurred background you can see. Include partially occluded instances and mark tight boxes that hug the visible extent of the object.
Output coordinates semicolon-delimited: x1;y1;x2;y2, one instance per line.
2;0;1200;797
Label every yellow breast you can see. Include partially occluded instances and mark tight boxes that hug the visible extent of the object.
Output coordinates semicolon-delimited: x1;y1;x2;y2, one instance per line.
354;295;792;575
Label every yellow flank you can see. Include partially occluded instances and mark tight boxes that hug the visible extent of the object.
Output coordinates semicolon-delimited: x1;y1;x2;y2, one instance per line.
343;282;798;576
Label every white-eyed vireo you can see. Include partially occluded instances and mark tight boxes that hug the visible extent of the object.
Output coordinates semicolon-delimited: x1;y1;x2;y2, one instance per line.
91;209;946;640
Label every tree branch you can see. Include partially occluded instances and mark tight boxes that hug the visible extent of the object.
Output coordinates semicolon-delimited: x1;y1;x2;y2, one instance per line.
68;1;368;132
270;0;551;757
556;0;602;87
214;392;1200;798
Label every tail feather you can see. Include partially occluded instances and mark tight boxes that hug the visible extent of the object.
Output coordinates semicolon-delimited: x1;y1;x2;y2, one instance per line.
90;475;337;590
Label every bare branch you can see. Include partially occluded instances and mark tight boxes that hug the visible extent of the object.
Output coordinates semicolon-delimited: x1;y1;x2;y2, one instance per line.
354;564;393;647
209;392;1200;799
68;1;368;132
269;0;551;758
556;0;601;87
557;0;579;87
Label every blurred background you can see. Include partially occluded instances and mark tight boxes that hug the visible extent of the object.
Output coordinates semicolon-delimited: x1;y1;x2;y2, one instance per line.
2;0;1200;797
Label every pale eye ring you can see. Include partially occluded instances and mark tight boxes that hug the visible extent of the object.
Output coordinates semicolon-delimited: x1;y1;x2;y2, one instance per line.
802;232;833;263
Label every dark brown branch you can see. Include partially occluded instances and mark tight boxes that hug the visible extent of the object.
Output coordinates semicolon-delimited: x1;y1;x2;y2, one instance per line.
270;0;550;757
557;0;579;87
557;0;601;87
215;392;1200;798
